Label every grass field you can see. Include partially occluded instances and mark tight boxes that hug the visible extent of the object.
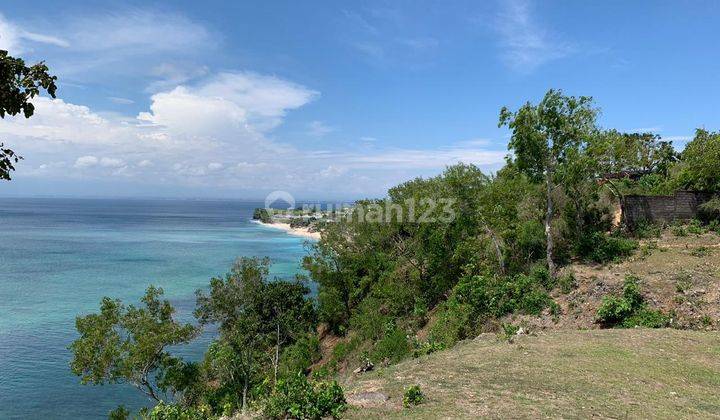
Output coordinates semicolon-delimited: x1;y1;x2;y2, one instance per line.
343;329;720;419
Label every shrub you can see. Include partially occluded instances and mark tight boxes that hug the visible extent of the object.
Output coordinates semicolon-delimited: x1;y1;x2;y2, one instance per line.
671;224;688;237
108;406;130;420
280;334;322;376
622;308;669;328
145;403;211;420
687;219;706;235
596;275;667;328
596;295;634;326
429;272;554;347
263;372;346;420
576;232;637;263
412;340;445;358
633;220;661;239
500;323;520;340
557;271;577;294
372;328;411;364
428;301;474;347
403;385;424;407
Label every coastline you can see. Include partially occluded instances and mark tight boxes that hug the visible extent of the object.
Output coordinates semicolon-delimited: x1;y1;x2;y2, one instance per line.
252;220;321;240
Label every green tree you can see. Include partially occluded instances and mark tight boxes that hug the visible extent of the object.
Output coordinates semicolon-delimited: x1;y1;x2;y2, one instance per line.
194;257;316;410
672;128;720;191
0;50;58;180
499;89;598;275
70;286;198;402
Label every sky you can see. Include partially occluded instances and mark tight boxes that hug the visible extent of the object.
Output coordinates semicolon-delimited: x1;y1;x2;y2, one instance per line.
0;0;718;199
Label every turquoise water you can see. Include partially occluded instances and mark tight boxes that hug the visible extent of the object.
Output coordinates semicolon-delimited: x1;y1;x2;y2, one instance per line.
0;198;313;419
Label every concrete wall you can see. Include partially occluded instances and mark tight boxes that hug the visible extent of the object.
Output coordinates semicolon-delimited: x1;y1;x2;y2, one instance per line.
621;191;714;227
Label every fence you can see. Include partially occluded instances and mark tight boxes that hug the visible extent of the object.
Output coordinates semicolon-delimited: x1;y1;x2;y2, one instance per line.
620;191;714;227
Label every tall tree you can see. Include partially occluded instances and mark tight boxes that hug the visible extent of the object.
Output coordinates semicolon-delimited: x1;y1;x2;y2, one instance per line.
672;128;720;192
70;286;198;402
0;50;57;180
195;257;316;410
499;89;597;275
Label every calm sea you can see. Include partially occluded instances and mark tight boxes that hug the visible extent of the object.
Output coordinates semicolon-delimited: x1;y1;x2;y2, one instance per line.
0;198;312;419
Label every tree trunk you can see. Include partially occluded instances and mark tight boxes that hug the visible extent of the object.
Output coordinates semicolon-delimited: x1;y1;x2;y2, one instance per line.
545;169;556;276
274;323;280;384
242;376;248;413
483;223;505;274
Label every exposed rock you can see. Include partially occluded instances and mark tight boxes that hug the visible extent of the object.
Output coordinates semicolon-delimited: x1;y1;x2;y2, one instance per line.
346;391;390;408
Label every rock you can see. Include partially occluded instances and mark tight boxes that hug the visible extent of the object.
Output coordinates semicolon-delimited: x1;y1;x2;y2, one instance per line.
353;359;374;374
346;391;389;408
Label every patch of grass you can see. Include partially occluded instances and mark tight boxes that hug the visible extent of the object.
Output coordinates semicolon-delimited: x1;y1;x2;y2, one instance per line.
344;329;720;419
691;246;710;257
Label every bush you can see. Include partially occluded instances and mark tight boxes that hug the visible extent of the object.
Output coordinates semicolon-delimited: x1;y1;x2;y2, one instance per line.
428;301;474;347
280;334;322;376
108;406;130;420
403;385;424;407
687;219;706;235
428;271;554;347
145;403;211;420
372;328;411;364
698;198;720;223
633;220;661;239
671;224;687;237
263;372;346;420
576;232;637;263
412;340;445;358
622;308;669;328
596;275;667;328
557;271;577;294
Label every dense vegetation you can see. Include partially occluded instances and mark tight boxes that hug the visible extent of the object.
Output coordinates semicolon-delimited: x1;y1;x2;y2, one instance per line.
70;90;720;418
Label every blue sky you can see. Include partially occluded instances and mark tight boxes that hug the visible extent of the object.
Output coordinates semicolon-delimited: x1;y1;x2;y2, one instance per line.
0;0;718;199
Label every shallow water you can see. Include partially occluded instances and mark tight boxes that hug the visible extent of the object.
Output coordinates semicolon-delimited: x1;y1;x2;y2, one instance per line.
0;198;312;419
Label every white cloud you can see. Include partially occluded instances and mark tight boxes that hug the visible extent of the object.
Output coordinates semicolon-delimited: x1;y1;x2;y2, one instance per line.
307;121;334;137
67;10;213;53
493;0;574;72
108;97;134;105
74;155;99;168
100;157;124;168
0;14;68;53
0;67;505;196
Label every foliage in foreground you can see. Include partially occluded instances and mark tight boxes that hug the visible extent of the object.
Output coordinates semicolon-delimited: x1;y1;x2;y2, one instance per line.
0;50;58;180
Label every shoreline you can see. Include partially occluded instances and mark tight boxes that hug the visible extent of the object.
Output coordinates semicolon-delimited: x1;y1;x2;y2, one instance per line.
252;220;321;240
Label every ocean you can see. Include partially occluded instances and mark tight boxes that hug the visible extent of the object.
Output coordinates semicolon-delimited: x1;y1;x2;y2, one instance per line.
0;198;312;419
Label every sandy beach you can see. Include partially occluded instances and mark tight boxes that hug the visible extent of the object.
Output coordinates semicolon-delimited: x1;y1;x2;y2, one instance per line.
252;220;321;240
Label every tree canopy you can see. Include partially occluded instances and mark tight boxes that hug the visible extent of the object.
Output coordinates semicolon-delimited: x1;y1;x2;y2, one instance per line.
0;50;57;180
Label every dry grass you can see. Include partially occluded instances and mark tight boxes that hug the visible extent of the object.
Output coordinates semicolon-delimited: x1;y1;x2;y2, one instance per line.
512;230;720;331
343;329;720;419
